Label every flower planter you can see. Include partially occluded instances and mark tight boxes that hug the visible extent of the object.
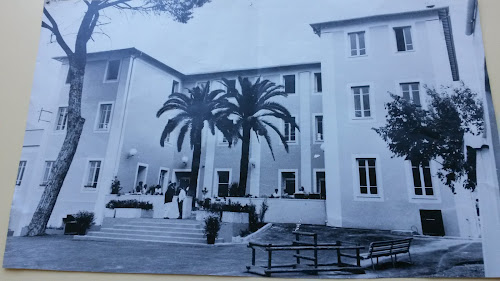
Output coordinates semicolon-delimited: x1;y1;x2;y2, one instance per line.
206;234;216;244
222;211;249;224
114;208;153;218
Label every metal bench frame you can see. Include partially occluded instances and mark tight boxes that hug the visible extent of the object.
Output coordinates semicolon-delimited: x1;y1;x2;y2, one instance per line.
362;238;413;270
246;231;365;277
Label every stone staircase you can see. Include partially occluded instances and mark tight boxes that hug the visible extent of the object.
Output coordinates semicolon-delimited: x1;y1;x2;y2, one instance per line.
74;217;223;245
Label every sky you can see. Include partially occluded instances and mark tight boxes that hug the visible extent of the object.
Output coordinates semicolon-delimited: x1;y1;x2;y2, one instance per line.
27;0;473;127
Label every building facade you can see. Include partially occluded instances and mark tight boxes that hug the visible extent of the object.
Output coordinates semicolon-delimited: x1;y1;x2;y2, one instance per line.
9;6;487;239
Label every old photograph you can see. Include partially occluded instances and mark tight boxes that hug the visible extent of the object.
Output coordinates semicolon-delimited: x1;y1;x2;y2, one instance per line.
3;0;500;278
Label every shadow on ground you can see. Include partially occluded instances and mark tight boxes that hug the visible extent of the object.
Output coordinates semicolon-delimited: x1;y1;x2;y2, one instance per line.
3;223;484;278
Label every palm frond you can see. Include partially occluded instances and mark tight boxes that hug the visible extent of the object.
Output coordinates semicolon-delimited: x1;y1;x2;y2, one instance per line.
260;119;289;153
177;123;190;152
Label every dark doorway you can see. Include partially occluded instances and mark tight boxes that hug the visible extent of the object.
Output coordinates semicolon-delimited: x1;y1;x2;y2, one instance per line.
316;171;326;199
420;210;445;236
175;172;191;193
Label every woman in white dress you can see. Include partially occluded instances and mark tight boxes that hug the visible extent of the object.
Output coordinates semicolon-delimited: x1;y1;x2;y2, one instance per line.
163;183;178;219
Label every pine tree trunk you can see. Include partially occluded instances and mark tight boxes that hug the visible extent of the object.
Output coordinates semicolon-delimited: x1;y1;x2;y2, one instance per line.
26;56;86;236
189;128;203;198
238;124;251;195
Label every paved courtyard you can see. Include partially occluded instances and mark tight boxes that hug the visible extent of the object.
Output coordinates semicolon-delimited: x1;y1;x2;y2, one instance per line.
3;224;484;278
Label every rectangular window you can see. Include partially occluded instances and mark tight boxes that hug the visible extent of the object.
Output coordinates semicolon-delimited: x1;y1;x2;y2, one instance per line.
401;82;420;105
105;60;121;81
352;86;371;118
55;107;68;131
85;161;101;188
315;115;324;142
283;75;296;94
284;117;297;143
217;171;230;197
411;160;434;196
96;103;113;131
226;79;236;90
41;161;55;186
314;72;322;93
357;158;378;195
16;161;27;186
281;172;296;195
171;80;179;95
395;26;413;52
349;31;366;56
158;169;168;187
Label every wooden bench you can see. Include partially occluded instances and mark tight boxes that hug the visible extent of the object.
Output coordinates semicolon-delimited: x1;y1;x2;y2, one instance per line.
246;231;365;277
360;238;413;270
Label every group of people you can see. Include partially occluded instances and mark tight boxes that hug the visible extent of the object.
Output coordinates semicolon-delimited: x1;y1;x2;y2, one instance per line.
163;182;187;219
134;182;162;195
270;186;306;198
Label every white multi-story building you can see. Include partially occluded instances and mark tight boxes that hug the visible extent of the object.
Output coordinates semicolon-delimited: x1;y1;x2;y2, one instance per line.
9;5;493;240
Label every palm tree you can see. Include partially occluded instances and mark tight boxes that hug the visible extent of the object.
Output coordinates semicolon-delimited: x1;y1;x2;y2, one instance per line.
157;82;229;197
219;77;299;194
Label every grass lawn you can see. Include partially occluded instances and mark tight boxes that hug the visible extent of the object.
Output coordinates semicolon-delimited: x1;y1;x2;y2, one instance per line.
3;224;484;278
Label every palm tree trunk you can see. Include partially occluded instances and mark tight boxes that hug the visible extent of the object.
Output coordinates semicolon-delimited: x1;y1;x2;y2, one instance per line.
239;124;251;195
189;129;203;198
26;56;86;236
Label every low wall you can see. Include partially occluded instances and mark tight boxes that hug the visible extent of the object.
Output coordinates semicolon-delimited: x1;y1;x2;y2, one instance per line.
104;194;192;219
225;198;326;225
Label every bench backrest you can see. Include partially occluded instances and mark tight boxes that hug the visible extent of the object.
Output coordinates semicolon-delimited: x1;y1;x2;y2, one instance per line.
368;238;412;255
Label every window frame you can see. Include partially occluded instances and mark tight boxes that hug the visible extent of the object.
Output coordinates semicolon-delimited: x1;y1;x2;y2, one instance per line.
392;25;415;53
214;169;232;197
278;169;298;196
313;72;322;94
348;31;367;57
103;59;122;83
82;159;103;191
283;116;298;144
94;101;114;133
282;74;296;94
54;106;68;132
158;167;170;191
312;114;324;143
171;80;180;95
40;160;55;187
16;160;27;186
312;168;326;195
405;160;441;203
352;154;384;201
349;84;374;121
400;82;421;106
133;162;149;191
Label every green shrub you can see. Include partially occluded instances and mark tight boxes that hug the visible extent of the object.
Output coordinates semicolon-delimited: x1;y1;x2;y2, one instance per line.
105;199;153;210
110;177;122;195
203;215;221;244
259;199;268;223
74;211;95;231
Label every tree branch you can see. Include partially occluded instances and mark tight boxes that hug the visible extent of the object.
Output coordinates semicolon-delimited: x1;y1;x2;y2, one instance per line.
42;7;73;57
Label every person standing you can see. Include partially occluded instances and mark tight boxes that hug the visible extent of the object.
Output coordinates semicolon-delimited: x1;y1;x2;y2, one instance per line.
177;186;186;219
163;182;175;219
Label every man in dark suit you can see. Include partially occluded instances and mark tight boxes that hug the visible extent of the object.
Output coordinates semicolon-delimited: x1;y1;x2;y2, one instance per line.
163;182;176;219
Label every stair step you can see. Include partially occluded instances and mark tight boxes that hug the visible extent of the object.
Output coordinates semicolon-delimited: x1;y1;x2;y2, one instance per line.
99;228;205;238
86;231;209;243
111;224;202;232
128;221;202;228
77;233;223;245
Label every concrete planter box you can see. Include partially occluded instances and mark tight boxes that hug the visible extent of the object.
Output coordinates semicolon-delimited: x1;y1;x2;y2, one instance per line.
104;208;116;218
114;208;153;218
195;210;211;221
222;211;249;224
